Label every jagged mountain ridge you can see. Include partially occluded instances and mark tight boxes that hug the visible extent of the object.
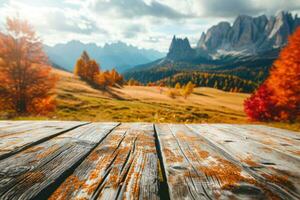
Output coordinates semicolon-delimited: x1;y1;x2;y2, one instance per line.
44;40;165;72
198;11;300;55
167;37;196;61
124;11;299;88
166;11;300;61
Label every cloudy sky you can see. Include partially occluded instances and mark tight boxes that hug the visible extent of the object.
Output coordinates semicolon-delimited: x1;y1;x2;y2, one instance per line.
0;0;300;52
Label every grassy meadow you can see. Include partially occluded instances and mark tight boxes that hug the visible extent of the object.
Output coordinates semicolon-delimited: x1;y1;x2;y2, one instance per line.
5;69;300;132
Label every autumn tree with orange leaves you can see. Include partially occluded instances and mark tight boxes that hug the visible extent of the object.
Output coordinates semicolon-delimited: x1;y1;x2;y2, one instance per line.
94;71;112;89
74;51;99;83
94;69;124;89
0;17;57;115
109;68;124;86
74;51;124;89
244;27;300;122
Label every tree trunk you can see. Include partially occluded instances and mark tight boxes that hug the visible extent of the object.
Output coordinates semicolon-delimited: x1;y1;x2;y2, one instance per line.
17;95;27;114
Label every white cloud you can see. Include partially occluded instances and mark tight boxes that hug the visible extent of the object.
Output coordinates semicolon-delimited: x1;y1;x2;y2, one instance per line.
88;0;192;19
0;0;299;52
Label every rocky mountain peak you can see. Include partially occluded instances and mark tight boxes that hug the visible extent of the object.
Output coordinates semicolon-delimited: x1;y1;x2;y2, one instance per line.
254;15;268;30
169;36;191;49
196;11;300;55
197;32;206;48
167;36;195;61
235;14;253;23
199;22;231;51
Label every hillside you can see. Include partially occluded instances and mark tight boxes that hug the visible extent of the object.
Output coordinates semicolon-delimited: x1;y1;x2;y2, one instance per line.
123;53;270;93
15;69;293;131
51;69;249;123
2;68;298;131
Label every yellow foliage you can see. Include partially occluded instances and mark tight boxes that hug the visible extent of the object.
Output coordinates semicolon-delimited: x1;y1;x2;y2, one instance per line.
181;81;195;99
175;82;181;89
167;89;177;99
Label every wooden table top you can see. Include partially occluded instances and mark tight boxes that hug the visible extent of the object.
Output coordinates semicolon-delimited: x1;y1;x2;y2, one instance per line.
0;121;299;200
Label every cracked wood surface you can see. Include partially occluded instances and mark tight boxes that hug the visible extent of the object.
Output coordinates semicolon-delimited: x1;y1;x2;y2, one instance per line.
0;121;86;160
0;121;299;200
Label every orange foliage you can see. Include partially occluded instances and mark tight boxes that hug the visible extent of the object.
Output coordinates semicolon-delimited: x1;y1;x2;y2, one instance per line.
127;78;142;86
94;71;112;89
266;27;300;121
86;60;100;82
110;68;124;86
245;27;300;121
74;51;99;83
94;69;124;89
0;17;57;115
74;51;123;89
147;82;157;87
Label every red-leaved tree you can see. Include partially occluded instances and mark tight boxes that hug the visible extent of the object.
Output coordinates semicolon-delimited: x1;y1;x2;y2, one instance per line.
244;84;278;121
0;17;57;115
244;27;300;121
266;27;300;121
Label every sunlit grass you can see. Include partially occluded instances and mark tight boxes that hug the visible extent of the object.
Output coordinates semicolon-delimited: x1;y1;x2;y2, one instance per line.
1;69;299;132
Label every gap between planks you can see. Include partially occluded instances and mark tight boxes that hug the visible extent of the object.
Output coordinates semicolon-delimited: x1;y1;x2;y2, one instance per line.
0;121;299;200
0;122;119;200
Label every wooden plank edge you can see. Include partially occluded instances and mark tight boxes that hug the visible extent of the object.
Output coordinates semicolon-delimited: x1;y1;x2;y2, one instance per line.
0;122;90;161
31;122;121;200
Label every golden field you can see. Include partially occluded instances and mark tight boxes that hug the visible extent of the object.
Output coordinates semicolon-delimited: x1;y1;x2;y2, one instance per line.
7;69;300;132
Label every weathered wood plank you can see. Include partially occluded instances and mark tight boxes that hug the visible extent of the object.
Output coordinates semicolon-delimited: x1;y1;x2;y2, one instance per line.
237;125;300;156
99;123;160;200
240;125;300;140
155;124;199;200
49;123;161;200
210;124;300;159
0;121;86;160
0;121;43;134
156;124;281;200
0;121;80;136
0;121;38;126
0;122;298;200
187;124;300;199
0;122;118;200
0;121;33;129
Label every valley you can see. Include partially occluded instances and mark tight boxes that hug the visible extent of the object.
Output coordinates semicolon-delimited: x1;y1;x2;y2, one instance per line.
53;69;248;123
124;12;300;93
8;69;299;131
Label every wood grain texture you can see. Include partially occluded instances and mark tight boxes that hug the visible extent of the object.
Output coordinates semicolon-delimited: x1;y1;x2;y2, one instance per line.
0;121;33;129
0;121;86;160
155;124;288;200
0;121;299;200
187;124;300;199
0;121;43;135
236;124;300;157
0;122;118;200
50;123;160;200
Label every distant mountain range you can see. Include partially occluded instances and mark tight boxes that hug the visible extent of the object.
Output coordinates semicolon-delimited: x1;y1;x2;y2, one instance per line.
124;11;300;90
197;12;300;55
166;11;300;61
167;12;300;60
44;41;165;72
